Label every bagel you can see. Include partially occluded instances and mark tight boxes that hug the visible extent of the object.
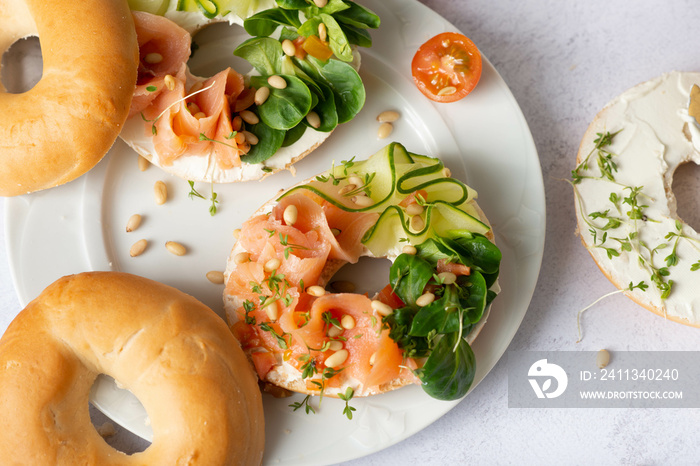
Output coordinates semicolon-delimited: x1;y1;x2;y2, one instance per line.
573;71;700;325
0;0;138;197
223;142;501;401
119;2;376;183
0;272;264;464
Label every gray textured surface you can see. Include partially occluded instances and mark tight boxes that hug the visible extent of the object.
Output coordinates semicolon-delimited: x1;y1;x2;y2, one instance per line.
2;0;700;464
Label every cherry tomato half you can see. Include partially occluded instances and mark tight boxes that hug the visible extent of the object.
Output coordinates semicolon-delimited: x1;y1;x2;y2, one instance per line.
411;32;482;103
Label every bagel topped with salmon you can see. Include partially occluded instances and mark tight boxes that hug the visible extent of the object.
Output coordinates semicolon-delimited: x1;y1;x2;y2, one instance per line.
122;1;379;183
224;143;502;404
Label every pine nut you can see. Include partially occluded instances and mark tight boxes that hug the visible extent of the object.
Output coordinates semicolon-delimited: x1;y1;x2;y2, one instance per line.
130;239;148;257
324;349;348;368
187;102;201;114
164;74;176;90
406;203;424;216
341;315;356;330
283;204;298;226
377;122;393;139
194;111;206;119
402;245;417;255
352;195;373;207
126;214;142;232
234;132;246;145
328;341;343;351
313;0;327;6
233;228;241;239
377;110;400;123
264;301;279;320
597;349;611;369
331;280;355;293
282;39;296;56
165;241;186;256
369;352;377;366
138;155;150;171
154;181;167;205
268;75;287;89
339;184;357;195
442;167;451;178
327;325;343;337
307;285;326;297
371;300;393;316
206;270;225;284
240;110;259;125
254;86;270;106
416;292;435;307
438;272;457;285
347;175;363;186
242;130;259;145
232;115;243;131
144;52;163;64
264;258;281;272
331;228;341;236
234;252;250;264
438;86;457;96
410;215;424;231
306;111;321;129
318;23;327;42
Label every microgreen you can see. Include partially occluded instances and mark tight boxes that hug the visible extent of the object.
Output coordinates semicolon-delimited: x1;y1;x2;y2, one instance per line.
576;281;648;342
259;322;290;349
289;395;316;414
243;300;256;325
187;180;219;215
338;387;356;420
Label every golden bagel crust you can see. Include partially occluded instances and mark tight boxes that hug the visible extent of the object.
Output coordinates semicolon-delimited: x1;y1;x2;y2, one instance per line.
0;0;138;196
0;272;264;465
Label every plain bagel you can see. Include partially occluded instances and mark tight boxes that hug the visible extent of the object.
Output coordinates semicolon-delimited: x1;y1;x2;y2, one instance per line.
0;0;138;196
0;272;264;464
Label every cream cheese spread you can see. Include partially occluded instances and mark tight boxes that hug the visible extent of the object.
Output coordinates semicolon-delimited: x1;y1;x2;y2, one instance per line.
575;71;700;324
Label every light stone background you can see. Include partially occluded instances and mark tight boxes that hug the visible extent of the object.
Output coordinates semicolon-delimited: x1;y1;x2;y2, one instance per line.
2;0;700;464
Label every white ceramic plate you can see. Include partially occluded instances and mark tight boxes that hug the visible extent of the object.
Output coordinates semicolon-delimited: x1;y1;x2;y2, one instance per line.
4;0;544;464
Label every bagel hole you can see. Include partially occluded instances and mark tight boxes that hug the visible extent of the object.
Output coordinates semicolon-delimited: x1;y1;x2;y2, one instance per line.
89;375;150;454
1;36;43;93
327;256;392;297
672;161;700;232
188;22;253;77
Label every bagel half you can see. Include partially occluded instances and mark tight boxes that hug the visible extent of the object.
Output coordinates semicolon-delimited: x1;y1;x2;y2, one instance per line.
0;0;138;196
573;71;700;325
223;142;501;400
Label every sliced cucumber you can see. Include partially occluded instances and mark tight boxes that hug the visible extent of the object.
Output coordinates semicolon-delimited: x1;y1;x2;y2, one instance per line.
278;143;491;257
362;201;489;257
174;0;269;19
128;0;170;15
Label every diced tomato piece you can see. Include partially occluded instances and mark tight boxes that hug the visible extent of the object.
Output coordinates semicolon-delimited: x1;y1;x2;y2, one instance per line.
399;189;428;207
437;258;471;276
293;36;307;60
302;35;333;61
377;284;405;309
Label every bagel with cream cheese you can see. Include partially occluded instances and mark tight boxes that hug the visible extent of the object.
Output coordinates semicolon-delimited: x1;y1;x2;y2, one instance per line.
120;1;378;183
573;71;700;325
0;272;264;464
0;0;138;196
224;143;501;402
